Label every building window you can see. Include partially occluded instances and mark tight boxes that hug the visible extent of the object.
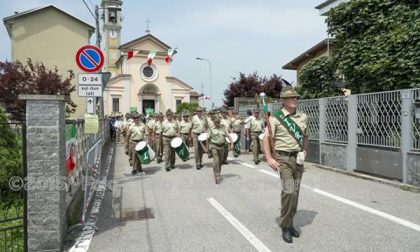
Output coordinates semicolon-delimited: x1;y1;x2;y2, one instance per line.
140;63;158;82
176;99;182;110
143;66;154;78
112;98;119;112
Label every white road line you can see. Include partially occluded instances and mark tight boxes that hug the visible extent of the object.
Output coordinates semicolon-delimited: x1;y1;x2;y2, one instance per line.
259;169;279;178
207;197;272;252
258;169;420;232
233;159;256;168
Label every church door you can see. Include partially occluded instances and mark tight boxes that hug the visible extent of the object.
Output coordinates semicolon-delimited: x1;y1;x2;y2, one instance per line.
142;99;155;115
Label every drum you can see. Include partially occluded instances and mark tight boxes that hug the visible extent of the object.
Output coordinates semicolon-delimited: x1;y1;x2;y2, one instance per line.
198;132;209;153
226;133;238;143
198;132;208;142
171;137;189;162
135;141;156;164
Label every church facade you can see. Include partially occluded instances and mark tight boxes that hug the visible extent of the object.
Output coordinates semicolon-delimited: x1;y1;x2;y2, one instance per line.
101;0;194;115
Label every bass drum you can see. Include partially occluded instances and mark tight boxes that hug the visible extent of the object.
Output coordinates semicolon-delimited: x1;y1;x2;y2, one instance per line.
135;141;156;164
171;137;190;162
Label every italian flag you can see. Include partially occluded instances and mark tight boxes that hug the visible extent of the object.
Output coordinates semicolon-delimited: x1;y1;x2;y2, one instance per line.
147;50;158;64
165;48;177;63
127;50;139;60
65;124;77;174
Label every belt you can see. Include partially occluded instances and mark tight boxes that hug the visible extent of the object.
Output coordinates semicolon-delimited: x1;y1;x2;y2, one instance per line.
163;135;175;139
211;142;225;147
131;139;141;142
193;132;202;135
181;133;190;135
277;150;299;157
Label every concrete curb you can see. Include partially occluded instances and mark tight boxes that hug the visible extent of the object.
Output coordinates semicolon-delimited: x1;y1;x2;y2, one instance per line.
308;162;420;193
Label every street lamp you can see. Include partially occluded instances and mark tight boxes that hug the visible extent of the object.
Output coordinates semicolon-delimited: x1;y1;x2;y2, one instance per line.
196;57;213;109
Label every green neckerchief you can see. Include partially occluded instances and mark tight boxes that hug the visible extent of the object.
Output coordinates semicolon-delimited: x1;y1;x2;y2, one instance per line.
272;110;304;148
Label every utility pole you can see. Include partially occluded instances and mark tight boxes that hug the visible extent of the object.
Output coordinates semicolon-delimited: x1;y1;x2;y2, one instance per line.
95;5;104;119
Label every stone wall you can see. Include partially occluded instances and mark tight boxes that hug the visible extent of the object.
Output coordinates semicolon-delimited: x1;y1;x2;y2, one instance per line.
20;95;67;252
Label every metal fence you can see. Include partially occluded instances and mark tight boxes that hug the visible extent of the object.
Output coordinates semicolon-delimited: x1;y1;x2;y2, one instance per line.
298;99;320;141
357;90;402;148
0;208;24;252
412;89;420;151
325;96;348;143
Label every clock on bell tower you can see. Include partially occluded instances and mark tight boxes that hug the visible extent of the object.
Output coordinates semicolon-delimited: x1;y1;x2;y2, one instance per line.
101;0;122;77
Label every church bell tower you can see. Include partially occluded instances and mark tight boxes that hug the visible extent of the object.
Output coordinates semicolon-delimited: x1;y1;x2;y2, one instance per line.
101;0;122;76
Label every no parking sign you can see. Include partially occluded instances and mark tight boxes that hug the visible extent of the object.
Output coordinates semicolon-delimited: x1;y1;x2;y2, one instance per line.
75;45;104;72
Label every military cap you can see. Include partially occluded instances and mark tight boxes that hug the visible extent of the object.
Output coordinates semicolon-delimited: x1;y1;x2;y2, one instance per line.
253;108;260;113
196;107;204;112
166;109;174;116
280;86;300;98
219;107;227;113
213;116;221;123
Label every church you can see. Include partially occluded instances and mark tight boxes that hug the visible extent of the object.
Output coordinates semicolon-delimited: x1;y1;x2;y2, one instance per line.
101;0;197;116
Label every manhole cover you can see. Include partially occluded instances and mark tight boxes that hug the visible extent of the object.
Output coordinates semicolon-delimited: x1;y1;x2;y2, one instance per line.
121;208;154;221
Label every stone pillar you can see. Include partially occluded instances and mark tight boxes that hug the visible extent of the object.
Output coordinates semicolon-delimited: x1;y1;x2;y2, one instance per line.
19;95;67;252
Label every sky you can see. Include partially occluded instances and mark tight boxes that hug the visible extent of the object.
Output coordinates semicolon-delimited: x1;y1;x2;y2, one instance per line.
0;0;328;107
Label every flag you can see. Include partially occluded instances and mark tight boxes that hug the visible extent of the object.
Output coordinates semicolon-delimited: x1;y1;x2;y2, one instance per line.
165;48;177;63
127;50;139;60
147;50;158;64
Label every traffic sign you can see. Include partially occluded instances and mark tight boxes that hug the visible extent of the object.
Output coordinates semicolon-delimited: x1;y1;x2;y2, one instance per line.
78;73;102;85
79;85;103;97
86;97;95;113
75;45;104;72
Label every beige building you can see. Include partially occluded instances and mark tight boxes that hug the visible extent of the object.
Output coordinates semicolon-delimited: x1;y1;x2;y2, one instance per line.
101;0;196;116
282;38;333;82
3;5;94;119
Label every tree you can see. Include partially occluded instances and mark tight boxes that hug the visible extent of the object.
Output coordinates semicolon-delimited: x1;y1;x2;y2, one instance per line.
223;72;264;107
297;56;344;99
0;108;23;206
0;59;76;120
176;102;199;114
326;0;420;93
262;74;285;99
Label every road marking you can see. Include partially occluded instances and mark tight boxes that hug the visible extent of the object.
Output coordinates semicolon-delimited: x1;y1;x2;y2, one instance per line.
207;197;272;252
258;169;420;232
232;159;256;168
259;169;279;178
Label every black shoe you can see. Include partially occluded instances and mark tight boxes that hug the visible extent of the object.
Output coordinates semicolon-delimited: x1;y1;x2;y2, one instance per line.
131;170;138;175
222;161;228;165
282;228;293;243
199;164;204;168
166;168;170;172
289;227;300;238
196;165;201;170
171;165;175;169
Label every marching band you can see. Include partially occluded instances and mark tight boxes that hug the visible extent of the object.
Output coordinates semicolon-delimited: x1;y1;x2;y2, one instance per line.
116;106;265;184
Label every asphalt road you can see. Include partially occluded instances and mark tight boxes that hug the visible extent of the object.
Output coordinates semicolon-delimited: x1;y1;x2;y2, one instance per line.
88;143;420;252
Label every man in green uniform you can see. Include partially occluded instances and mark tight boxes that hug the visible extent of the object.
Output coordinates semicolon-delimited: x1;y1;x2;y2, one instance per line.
153;113;164;163
191;107;207;169
126;114;146;175
179;112;192;147
208;116;232;184
231;111;243;157
263;86;309;243
162;109;179;171
249;109;264;164
219;107;232;164
146;114;156;148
